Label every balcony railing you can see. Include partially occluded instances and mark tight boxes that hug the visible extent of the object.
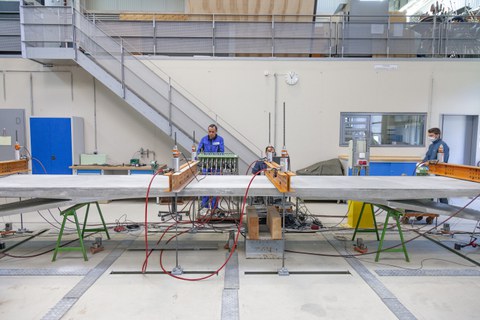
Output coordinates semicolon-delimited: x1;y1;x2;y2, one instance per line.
15;6;480;58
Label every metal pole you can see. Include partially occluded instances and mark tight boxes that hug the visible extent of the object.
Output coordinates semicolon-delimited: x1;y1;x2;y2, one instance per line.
432;16;436;57
268;112;272;145
121;39;125;99
329;16;333;57
168;77;172;136
18;197;28;233
271;15;275;57
93;79;98;152
278;193;289;276
283;102;286;147
72;7;77;61
386;16;390;57
153;17;156;55
30;73;34;116
212;14;215;57
171;193;183;275
444;18;449;57
273;74;278;150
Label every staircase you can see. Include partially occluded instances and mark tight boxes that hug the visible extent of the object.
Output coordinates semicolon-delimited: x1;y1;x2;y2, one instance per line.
20;4;260;171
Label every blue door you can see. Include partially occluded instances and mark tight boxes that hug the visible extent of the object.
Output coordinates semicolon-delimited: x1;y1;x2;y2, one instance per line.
30;118;73;174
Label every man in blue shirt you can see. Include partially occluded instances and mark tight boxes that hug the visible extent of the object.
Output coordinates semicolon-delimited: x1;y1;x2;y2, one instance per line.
197;124;224;153
423;127;450;162
197;124;224;213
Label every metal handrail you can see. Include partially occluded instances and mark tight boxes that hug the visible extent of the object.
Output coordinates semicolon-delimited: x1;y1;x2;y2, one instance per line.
73;10;262;156
13;2;480;58
20;4;263;160
67;1;263;156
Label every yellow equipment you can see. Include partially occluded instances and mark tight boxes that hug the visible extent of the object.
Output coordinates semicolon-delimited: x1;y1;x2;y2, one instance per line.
347;200;375;228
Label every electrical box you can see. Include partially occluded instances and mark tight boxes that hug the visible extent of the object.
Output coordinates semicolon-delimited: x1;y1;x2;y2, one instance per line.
348;139;370;168
0;109;26;161
197;152;239;175
81;154;107;165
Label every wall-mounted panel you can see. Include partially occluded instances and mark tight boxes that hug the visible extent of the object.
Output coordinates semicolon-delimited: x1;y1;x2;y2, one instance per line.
0;109;25;161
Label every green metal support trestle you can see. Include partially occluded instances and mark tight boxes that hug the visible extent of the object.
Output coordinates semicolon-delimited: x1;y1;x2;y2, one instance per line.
81;202;111;240
351;202;380;241
374;204;409;262
52;202;110;262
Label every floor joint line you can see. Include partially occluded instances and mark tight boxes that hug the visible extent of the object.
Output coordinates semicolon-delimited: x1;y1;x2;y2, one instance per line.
323;232;418;320
41;237;136;320
221;251;239;320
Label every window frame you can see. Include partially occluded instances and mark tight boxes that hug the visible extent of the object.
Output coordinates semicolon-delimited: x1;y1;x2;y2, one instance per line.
340;112;427;147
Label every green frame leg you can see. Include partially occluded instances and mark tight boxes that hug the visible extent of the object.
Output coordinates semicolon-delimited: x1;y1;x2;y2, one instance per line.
352;202;380;241
81;202;110;240
52;204;88;262
375;206;409;262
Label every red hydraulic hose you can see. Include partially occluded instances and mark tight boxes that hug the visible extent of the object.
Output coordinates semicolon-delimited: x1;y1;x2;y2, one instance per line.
158;169;267;281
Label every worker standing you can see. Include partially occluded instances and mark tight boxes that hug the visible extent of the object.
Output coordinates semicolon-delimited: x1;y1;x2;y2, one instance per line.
197;124;224;214
423;127;449;163
197;124;224;154
423;127;450;204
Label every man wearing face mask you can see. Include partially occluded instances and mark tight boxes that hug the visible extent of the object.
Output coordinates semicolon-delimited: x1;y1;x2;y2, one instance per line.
423;127;450;163
252;145;275;175
423;127;449;204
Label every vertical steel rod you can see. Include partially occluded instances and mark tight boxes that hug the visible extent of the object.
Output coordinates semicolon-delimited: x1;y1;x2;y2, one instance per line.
282;193;286;268
120;40;125;99
174;194;179;267
168;77;172;136
268;112;271;146
283;102;286;147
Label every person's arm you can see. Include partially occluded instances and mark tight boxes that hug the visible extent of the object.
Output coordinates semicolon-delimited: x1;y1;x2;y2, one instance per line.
252;161;261;175
197;137;204;154
423;144;432;161
443;142;450;163
219;136;225;153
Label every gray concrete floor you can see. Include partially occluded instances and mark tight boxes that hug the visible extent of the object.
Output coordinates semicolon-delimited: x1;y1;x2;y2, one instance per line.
1;199;480;320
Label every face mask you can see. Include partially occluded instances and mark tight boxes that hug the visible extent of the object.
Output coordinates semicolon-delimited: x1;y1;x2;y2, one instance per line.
428;136;436;142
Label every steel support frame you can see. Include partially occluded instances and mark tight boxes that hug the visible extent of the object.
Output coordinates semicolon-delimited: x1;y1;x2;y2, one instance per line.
52;202;109;262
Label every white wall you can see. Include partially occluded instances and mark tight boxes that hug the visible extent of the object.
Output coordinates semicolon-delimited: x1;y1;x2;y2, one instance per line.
147;58;480;169
1;57;479;171
0;59;174;168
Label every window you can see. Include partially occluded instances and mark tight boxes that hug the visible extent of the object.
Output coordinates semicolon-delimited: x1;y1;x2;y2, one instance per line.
340;112;426;147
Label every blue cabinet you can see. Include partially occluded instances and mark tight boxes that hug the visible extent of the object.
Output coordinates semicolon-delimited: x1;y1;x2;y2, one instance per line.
348;161;417;176
30;117;84;174
369;162;417;176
